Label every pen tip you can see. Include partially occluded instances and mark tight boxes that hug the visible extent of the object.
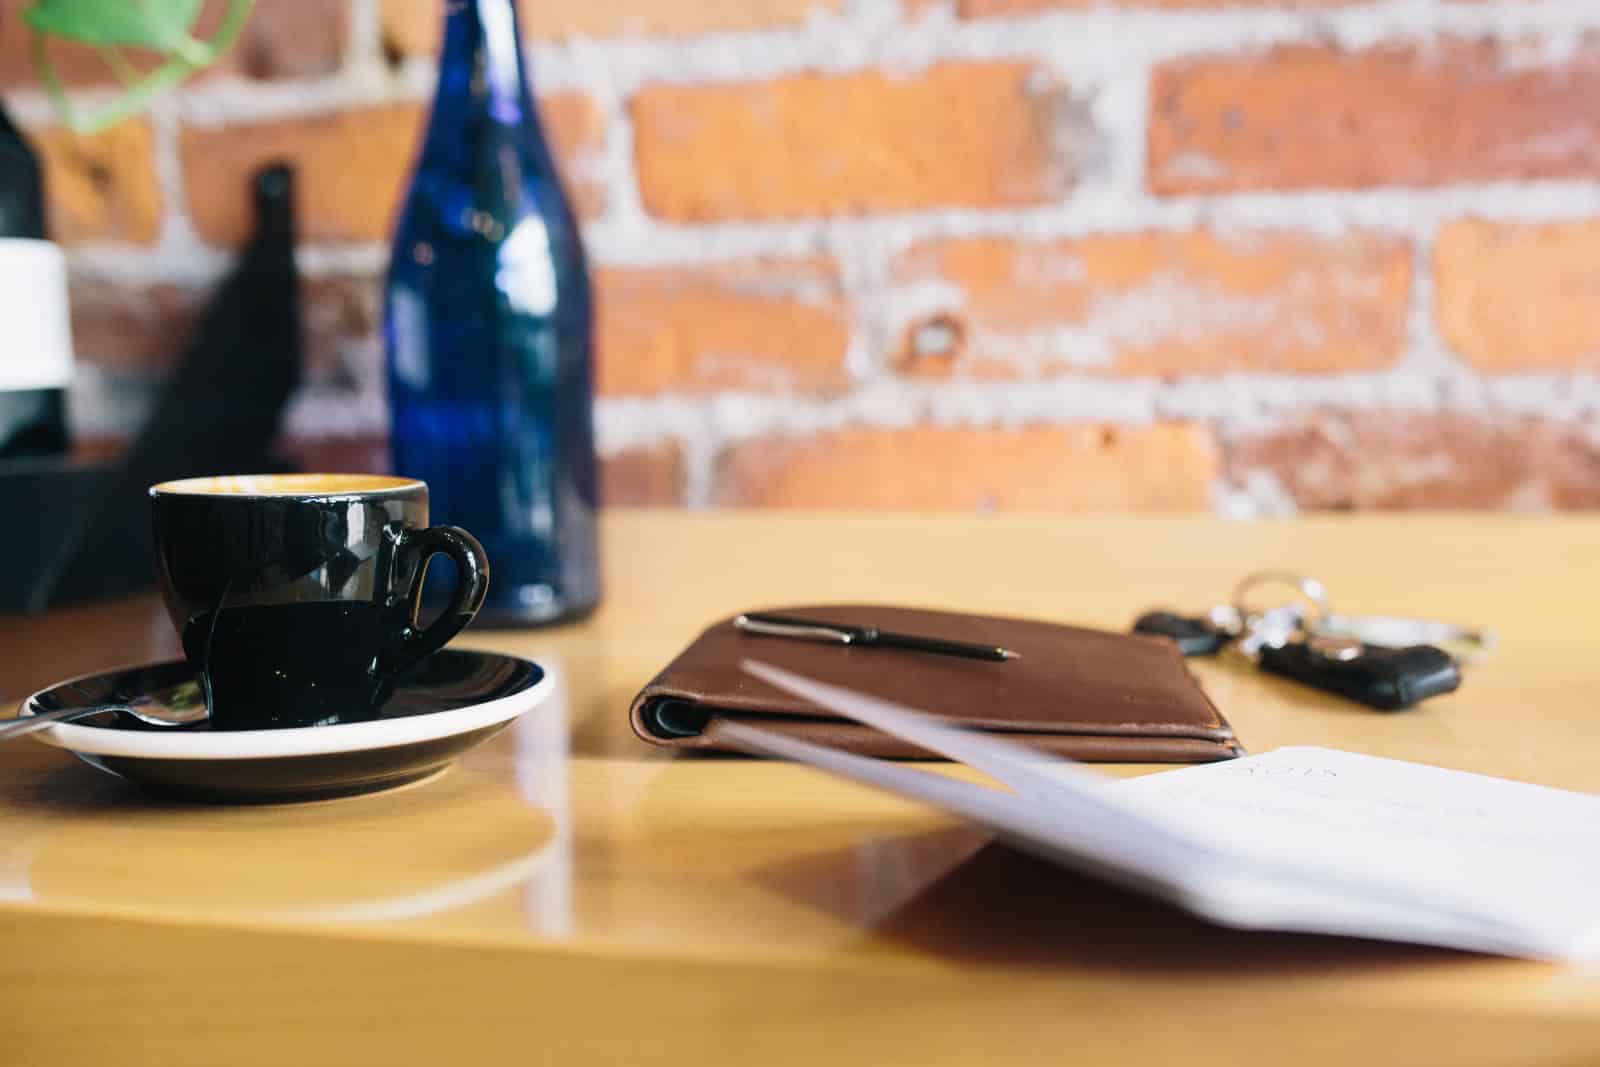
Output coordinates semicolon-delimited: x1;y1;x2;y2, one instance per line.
999;648;1020;660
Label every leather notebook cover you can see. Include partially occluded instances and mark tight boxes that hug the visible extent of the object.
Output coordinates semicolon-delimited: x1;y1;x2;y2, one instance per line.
630;605;1244;762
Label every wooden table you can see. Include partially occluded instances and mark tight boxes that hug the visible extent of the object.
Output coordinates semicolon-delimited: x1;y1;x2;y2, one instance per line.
6;513;1600;1064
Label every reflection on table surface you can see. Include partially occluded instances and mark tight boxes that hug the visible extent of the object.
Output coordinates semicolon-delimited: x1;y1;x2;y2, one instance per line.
1;673;988;953
6;641;1598;1004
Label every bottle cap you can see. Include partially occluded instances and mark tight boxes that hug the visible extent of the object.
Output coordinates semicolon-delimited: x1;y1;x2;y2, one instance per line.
0;237;75;391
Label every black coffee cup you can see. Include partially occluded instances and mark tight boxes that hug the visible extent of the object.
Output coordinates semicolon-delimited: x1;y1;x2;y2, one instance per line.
150;474;489;730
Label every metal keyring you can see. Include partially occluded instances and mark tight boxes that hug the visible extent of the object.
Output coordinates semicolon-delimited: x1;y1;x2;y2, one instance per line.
1231;570;1332;633
1229;571;1493;666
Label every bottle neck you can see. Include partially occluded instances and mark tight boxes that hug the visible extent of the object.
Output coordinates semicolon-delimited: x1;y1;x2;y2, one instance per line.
439;0;531;124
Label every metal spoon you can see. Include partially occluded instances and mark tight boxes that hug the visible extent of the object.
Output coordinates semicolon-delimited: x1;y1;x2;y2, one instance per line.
0;698;208;742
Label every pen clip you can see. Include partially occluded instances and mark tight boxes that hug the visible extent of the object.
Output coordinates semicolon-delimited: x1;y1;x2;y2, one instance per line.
734;614;857;645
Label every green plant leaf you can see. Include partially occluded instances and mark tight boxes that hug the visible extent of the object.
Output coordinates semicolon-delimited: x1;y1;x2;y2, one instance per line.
24;0;161;48
29;0;255;134
136;0;205;50
22;0;200;50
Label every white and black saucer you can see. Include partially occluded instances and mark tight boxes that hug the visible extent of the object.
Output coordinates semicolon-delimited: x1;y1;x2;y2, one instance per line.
19;650;552;803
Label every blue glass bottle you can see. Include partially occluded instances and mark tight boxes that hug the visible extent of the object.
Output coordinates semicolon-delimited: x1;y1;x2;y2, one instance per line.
385;0;599;625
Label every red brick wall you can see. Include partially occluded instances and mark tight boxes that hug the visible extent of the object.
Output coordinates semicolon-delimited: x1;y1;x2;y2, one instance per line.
8;0;1600;512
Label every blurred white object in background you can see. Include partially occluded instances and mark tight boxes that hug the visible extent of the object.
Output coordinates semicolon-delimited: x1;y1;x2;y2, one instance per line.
0;237;74;457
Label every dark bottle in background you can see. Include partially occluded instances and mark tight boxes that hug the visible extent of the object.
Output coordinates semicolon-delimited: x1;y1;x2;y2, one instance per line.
0;101;72;460
44;163;303;610
384;0;599;626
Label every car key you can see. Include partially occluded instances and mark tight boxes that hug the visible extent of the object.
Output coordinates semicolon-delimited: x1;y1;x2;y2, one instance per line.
1255;636;1460;712
1131;610;1232;656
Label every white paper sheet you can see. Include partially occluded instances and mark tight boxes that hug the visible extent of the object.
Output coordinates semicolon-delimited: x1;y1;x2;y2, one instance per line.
724;659;1600;961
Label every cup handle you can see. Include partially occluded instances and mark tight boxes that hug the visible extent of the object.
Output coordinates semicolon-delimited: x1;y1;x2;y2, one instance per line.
380;525;490;677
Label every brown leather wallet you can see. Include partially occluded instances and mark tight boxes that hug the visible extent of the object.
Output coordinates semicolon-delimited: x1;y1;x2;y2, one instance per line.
629;605;1244;762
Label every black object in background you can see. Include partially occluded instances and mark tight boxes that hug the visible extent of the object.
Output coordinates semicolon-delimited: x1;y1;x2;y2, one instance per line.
0;99;69;460
107;163;302;484
1132;610;1232;656
0;101;45;234
0;163;304;612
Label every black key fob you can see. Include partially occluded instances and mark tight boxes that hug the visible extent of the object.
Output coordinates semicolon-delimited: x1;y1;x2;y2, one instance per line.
1133;611;1231;657
1256;639;1460;711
